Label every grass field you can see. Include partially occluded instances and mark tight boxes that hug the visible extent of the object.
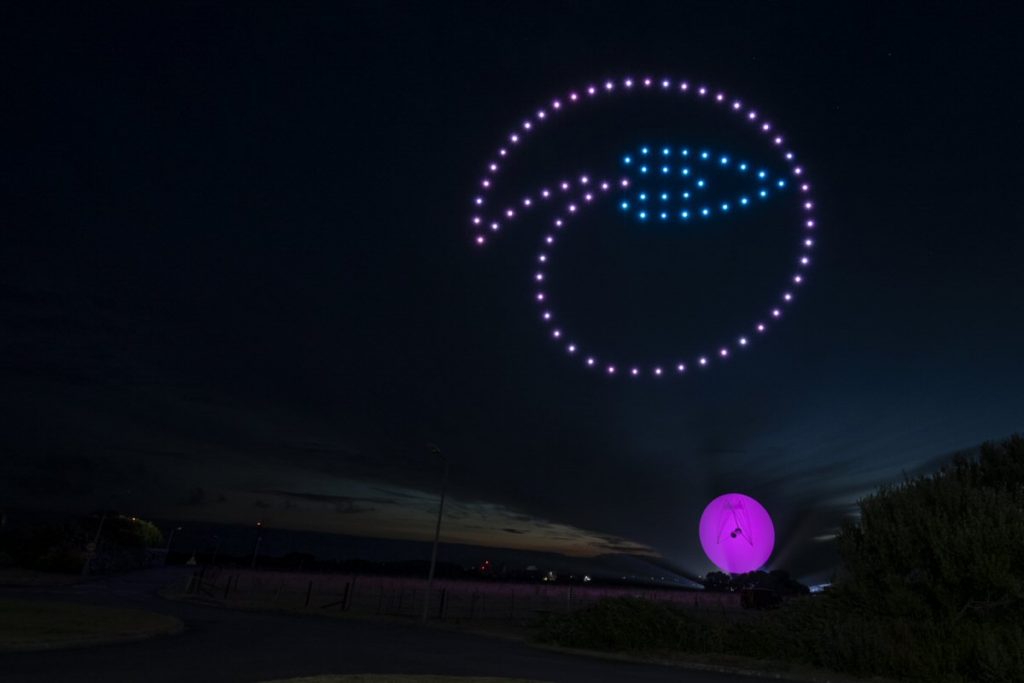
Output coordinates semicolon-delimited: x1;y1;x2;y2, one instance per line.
263;677;548;683
0;598;183;651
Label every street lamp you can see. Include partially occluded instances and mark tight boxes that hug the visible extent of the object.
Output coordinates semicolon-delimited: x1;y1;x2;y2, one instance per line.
421;443;448;624
251;521;264;569
81;512;108;577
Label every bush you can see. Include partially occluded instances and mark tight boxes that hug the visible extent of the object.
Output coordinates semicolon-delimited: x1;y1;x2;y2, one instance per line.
535;436;1024;682
836;436;1024;627
535;597;730;653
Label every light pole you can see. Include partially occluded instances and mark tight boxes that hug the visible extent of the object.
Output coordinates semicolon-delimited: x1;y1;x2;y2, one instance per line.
251;521;263;569
421;444;448;624
81;512;107;577
164;526;182;565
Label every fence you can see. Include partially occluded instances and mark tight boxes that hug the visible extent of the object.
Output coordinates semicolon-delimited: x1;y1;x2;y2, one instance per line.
184;568;741;621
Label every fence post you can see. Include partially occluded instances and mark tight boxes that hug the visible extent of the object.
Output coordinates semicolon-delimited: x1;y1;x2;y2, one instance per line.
341;581;351;611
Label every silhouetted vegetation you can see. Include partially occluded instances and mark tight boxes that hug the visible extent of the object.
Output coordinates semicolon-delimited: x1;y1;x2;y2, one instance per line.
703;569;809;596
536;435;1024;682
0;511;164;575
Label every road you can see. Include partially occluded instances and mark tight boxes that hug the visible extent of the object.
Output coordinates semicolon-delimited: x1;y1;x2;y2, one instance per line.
1;568;785;683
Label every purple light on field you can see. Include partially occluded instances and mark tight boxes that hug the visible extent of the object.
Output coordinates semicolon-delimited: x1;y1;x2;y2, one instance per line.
699;493;775;574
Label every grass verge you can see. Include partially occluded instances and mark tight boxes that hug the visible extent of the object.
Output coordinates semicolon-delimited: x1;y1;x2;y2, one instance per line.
262;677;547;683
0;598;183;651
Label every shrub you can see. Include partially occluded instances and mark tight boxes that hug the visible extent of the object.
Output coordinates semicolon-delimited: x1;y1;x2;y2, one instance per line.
535;436;1024;682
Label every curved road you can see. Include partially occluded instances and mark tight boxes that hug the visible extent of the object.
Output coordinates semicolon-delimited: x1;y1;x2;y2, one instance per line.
1;569;784;683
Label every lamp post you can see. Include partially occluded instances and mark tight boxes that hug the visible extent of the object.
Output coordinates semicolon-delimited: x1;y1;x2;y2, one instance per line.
164;526;182;565
421;444;448;624
251;521;263;569
81;512;107;577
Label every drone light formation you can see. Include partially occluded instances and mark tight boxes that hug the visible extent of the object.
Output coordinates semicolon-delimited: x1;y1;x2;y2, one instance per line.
469;75;818;379
699;493;775;574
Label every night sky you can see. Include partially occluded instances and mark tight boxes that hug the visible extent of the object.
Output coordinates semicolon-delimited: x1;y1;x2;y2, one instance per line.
2;2;1023;582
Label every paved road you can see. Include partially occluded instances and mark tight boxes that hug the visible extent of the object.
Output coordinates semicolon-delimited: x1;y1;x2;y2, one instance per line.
1;569;784;683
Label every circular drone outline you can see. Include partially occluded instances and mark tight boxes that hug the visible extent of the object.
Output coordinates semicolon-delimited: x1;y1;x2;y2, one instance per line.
470;76;817;378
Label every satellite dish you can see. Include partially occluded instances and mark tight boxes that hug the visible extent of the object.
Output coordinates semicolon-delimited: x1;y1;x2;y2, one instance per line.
699;493;775;574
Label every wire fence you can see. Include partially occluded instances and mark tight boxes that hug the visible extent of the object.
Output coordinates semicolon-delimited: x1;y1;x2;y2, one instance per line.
183;568;741;621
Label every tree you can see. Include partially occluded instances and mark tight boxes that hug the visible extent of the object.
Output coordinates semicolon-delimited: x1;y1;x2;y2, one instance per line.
836;435;1024;624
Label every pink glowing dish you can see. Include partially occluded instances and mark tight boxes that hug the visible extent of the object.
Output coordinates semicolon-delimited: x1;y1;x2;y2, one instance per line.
699;493;775;574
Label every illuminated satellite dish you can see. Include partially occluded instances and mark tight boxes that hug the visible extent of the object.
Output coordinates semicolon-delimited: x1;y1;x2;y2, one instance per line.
699;493;775;574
